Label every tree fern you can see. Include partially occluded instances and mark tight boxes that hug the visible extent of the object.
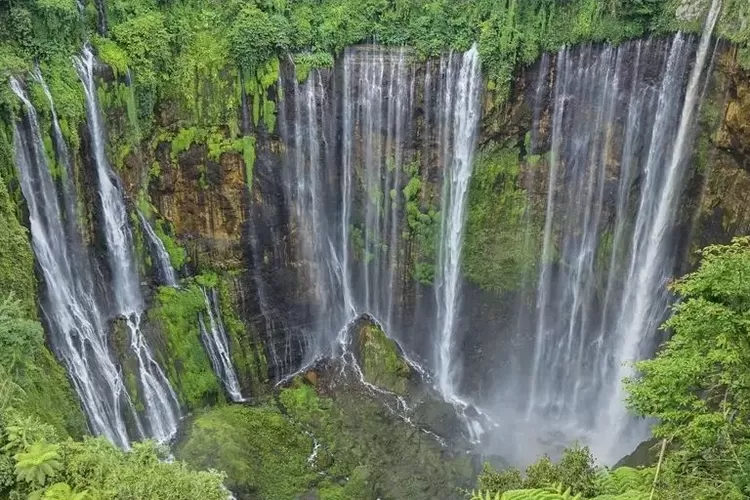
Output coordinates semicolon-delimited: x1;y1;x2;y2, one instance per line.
14;442;62;486
595;467;654;495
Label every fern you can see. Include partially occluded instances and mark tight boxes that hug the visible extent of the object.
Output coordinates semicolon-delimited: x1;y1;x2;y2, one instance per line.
14;442;62;486
591;492;649;500
595;467;654;495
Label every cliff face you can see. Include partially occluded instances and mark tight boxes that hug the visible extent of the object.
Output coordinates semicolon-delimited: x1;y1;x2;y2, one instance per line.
65;38;750;412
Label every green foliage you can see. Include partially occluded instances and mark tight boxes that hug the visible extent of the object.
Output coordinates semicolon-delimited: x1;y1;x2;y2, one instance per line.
166;5;238;125
0;293;85;437
176;404;315;500
148;285;222;409
14;442;62;486
402;161;439;284
33;482;88;500
357;322;411;394
229;6;289;73
477;462;524;493
0;173;37;314
90;36;129;77
293;51;335;83
464;143;540;294
626;237;750;497
57;438;227;499
479;446;601;498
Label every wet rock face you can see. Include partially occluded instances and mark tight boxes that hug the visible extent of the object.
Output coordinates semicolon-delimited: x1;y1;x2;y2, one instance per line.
695;51;750;247
149;142;246;270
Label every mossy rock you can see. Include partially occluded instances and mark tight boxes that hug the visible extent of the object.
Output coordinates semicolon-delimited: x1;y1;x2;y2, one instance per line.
278;379;476;500
354;318;410;395
175;404;317;500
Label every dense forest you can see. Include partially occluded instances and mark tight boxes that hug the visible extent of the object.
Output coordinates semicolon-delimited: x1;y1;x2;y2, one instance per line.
1;0;750;498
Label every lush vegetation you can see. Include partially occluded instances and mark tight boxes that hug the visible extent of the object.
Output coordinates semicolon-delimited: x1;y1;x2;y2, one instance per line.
0;415;227;499
1;0;750;499
625;237;750;499
176;404;316;499
464;141;541;294
474;445;656;499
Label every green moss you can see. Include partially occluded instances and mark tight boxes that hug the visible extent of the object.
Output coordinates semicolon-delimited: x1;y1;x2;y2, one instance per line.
148;285;222;409
278;381;475;499
217;276;268;395
293;52;334;83
175;404;316;499
402;161;439;285
91;35;130;77
154;220;187;271
0;171;38;315
358;322;410;395
195;271;219;288
171;127;198;157
236;135;256;188
14;347;88;439
245;58;279;132
463;142;541;294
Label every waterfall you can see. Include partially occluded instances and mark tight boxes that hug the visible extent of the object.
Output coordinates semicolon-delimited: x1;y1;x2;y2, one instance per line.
339;46;416;331
199;288;244;402
10;77;136;448
521;0;721;463
74;45;180;442
434;46;481;403
138;211;179;287
281;45;483;427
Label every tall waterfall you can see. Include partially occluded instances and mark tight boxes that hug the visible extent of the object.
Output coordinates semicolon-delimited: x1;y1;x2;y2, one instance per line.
434;47;481;402
279;45;482;417
75;46;180;442
138;211;178;287
521;0;722;463
199;288;244;402
10;77;135;448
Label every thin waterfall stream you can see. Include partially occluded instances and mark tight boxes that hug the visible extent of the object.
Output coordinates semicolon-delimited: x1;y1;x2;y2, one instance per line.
138;211;179;287
199;287;244;402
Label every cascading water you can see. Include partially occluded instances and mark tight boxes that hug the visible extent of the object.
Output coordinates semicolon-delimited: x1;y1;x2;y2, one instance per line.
280;45;483;435
138;211;178;287
10;77;136;448
199;287;244;402
518;0;722;464
75;45;180;442
433;47;481;403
